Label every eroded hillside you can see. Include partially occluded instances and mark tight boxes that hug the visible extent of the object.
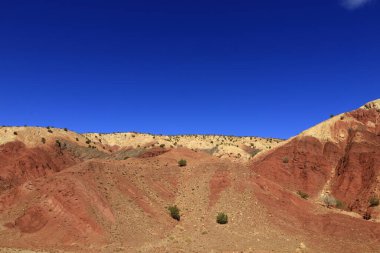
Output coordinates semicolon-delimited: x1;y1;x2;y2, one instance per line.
0;99;379;253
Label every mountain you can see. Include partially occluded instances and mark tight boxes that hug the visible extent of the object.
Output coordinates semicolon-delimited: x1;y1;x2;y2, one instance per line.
252;99;380;214
0;99;379;253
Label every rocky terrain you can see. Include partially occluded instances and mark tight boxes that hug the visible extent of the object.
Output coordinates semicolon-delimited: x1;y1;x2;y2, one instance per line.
0;99;379;253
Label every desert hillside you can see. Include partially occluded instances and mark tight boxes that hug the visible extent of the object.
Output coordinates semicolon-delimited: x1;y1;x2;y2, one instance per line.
0;99;379;253
0;127;282;161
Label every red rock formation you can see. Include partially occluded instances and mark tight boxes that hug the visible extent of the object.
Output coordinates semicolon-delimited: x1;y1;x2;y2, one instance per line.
0;141;78;190
251;101;380;216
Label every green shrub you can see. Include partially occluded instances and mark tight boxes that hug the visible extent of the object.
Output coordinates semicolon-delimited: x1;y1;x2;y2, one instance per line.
160;144;165;148
178;159;187;167
335;199;345;209
369;196;379;207
322;195;336;208
168;205;180;221
216;212;228;224
321;195;346;209
297;190;309;200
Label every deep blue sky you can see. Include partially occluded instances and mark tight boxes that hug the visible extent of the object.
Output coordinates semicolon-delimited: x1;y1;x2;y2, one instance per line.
0;0;379;138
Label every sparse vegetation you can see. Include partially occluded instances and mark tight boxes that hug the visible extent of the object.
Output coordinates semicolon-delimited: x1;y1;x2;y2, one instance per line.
363;212;371;220
369;196;379;207
335;199;345;209
216;212;228;224
283;157;289;163
178;159;187;167
297;190;309;200
13;131;17;135
160;144;165;148
322;195;337;208
249;148;261;157
41;137;46;144
322;195;345;209
64;128;68;132
168;205;180;221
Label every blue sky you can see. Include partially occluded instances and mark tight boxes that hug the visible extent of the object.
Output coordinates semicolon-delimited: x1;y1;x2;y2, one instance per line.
0;0;379;139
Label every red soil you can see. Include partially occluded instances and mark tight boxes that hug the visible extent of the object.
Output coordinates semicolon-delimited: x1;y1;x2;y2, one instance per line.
252;107;380;216
0;104;379;252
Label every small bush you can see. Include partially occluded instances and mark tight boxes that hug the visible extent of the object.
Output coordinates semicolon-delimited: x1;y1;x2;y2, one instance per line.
321;195;345;209
297;190;309;200
41;137;46;144
363;212;371;220
64;128;68;132
216;212;228;224
168;205;180;221
322;195;336;208
160;144;165;148
13;131;18;135
178;159;187;167
48;129;53;133
283;157;289;163
335;199;345;209
369;196;379;207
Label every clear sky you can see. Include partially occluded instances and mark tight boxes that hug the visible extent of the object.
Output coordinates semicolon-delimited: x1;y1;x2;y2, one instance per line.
0;0;379;139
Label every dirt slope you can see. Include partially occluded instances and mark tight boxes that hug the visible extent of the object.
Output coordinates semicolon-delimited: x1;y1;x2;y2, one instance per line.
0;99;379;253
252;99;380;216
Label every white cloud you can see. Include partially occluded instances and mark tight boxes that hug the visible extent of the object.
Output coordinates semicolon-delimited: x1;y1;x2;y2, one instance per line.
341;0;373;9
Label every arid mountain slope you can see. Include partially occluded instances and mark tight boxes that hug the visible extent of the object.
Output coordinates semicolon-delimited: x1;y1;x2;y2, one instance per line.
0;126;282;161
252;99;380;216
0;99;379;253
82;132;282;160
